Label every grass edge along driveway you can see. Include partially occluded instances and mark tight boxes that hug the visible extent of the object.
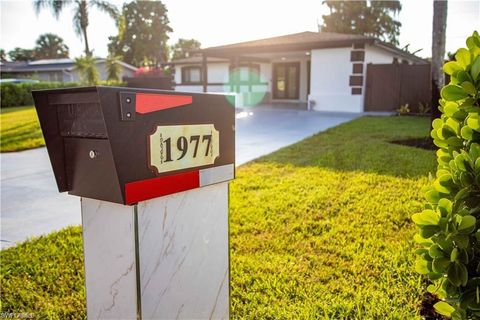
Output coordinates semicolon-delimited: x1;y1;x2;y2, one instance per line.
0;116;436;319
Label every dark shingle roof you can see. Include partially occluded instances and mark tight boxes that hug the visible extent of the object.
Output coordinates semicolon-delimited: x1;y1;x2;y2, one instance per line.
202;31;371;52
193;31;426;64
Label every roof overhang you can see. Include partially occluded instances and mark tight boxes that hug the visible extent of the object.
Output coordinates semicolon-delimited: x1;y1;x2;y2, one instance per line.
196;38;375;57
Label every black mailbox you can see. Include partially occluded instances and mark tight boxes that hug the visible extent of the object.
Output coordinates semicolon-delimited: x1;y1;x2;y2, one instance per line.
32;86;235;205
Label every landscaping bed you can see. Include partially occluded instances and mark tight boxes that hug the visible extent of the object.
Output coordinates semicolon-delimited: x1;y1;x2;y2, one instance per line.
0;116;437;319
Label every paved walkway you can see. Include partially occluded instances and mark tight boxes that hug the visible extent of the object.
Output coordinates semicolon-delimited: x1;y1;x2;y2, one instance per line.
0;109;359;248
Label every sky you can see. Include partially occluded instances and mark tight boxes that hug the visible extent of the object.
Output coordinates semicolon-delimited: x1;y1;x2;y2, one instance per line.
0;0;479;60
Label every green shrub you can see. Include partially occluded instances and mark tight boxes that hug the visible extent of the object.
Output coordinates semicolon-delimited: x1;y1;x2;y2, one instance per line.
413;31;480;319
0;82;79;108
0;81;125;108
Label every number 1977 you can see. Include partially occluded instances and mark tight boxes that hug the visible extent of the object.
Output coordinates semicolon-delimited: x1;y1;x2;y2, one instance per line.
163;134;212;162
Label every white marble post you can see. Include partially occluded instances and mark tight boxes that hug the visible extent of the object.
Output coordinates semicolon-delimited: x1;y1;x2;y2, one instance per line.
81;182;230;320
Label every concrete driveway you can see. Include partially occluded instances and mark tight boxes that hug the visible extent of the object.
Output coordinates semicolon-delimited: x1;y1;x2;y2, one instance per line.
1;108;359;248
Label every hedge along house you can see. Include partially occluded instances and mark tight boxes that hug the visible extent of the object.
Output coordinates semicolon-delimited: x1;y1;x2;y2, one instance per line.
168;31;429;113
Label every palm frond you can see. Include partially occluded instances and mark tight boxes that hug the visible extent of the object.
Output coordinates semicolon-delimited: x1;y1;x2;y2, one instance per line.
33;0;70;19
89;0;118;20
72;8;83;36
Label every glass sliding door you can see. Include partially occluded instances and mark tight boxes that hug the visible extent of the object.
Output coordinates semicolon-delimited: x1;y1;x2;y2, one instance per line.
273;62;300;100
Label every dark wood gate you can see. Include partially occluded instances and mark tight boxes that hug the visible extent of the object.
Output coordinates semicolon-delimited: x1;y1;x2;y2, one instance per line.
364;63;431;112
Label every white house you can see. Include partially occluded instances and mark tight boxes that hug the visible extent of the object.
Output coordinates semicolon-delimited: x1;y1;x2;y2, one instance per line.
0;58;138;82
169;32;428;113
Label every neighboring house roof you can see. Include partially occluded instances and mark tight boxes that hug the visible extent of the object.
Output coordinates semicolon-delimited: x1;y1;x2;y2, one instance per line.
0;58;138;73
172;31;426;65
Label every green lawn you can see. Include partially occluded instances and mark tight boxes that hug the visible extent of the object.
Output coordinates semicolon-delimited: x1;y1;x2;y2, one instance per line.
0;106;45;152
0;116;436;319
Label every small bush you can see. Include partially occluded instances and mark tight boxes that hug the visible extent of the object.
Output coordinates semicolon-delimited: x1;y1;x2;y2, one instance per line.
397;103;411;115
413;31;480;319
0;82;79;108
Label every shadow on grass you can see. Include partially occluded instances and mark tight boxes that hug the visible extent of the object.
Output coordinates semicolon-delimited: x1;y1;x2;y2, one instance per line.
249;116;437;179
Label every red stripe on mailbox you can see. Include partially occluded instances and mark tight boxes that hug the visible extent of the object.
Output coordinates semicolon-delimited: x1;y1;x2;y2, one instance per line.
125;171;199;204
136;93;192;114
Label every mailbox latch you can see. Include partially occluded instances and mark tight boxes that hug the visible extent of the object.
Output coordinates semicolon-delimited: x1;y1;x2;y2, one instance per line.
119;92;136;121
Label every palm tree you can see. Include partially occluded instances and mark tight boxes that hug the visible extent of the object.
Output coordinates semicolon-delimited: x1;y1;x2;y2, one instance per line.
34;33;69;59
33;0;118;56
75;55;99;84
105;54;122;82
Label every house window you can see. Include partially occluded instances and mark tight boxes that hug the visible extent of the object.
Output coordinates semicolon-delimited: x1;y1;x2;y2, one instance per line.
229;64;260;84
350;50;365;62
349;75;363;86
181;66;202;84
352;63;363;74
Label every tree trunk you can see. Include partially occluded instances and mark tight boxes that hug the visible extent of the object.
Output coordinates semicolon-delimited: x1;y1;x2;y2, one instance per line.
82;27;91;56
431;0;448;122
79;0;91;56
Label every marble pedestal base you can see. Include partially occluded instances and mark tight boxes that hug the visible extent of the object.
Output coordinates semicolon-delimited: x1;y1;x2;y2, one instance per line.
81;182;230;319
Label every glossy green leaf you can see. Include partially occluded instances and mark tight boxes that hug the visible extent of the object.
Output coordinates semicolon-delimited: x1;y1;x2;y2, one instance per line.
444;61;463;75
470;143;480;160
455;154;468;171
415;258;430;275
451;247;459;262
467;36;476;50
448;262;468;287
420;225;440;239
432;257;451;274
425;189;441;204
446;118;461;134
467;116;480;131
461;126;474;140
461;81;476;96
456;48;471;68
457;70;471;83
429;244;445;258
458;215;476;234
412;210;441;226
471;56;480;80
437;198;453;216
414;234;433;246
444;101;460;117
441;85;468;101
432;118;443;130
455;187;471;202
452;234;469;249
434;301;455;316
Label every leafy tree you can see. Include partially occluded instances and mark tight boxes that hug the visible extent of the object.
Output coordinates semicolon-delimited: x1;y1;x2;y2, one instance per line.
105;54;121;81
34;33;69;59
8;47;35;61
33;0;118;56
109;0;172;67
74;55;99;84
0;49;6;61
320;0;401;45
171;38;201;61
